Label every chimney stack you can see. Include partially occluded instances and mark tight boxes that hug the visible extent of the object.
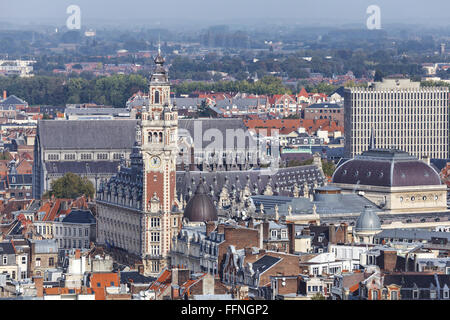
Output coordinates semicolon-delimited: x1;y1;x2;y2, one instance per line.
33;276;44;298
206;221;216;237
2;90;6;100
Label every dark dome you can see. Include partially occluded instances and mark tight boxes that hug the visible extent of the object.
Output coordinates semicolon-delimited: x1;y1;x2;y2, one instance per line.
183;182;218;222
332;149;441;187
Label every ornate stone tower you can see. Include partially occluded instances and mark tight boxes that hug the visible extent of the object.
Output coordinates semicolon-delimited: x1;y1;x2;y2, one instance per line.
140;46;181;275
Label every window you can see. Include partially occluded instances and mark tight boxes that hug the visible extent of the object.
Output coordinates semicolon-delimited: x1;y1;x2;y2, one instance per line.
313;267;319;276
97;153;108;160
21;256;26;264
49;257;54;267
85;228;89;237
64;154;76;160
443;290;449;299
413;290;419;299
79;228;82;237
21;271;26;279
151;218;160;228
372;290;378;300
271;230;277;238
430;290;437;299
81;153;92;160
35;258;41;267
151;245;160;256
2;256;7;265
48;154;59;161
150;232;160;242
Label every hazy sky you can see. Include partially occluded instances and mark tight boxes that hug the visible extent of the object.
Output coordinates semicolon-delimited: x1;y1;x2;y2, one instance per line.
1;0;450;28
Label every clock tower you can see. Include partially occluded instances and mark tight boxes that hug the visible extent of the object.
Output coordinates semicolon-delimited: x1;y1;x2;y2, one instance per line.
140;46;181;275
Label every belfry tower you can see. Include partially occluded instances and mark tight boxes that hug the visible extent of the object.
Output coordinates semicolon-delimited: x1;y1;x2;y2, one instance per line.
140;45;181;275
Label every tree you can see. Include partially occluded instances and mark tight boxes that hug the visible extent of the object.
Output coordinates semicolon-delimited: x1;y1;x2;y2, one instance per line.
321;160;336;177
44;172;95;199
311;293;326;300
374;70;384;82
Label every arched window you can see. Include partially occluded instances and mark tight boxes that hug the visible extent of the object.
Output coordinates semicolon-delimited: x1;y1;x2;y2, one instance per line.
159;132;163;143
154;90;160;104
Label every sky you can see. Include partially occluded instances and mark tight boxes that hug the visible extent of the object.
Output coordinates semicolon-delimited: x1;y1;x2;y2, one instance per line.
1;0;450;29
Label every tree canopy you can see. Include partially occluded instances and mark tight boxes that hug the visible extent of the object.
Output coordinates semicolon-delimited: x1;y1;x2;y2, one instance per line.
44;172;95;199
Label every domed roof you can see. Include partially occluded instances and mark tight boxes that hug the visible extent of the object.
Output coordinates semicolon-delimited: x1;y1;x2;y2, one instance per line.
183;181;218;222
355;205;381;232
332;149;442;187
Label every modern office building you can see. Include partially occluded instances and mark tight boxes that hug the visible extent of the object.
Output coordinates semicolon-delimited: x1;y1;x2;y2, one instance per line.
344;78;449;159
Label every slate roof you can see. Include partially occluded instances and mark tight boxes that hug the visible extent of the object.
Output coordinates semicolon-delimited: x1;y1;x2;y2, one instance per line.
45;161;121;175
374;229;450;242
176;165;325;201
251;192;380;217
5;174;33;186
37;120;138;150
120;271;156;284
0;95;27;107
252;255;281;274
0;242;16;255
332;149;442;187
65;108;129;116
62;209;96;224
178;118;255;149
30;239;58;254
307;103;342;109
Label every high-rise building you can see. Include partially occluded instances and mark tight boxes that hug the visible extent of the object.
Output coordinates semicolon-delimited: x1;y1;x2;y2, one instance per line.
344;78;449;159
96;48;182;276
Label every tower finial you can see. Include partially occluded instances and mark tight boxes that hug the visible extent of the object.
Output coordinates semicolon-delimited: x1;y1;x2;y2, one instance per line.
158;34;161;55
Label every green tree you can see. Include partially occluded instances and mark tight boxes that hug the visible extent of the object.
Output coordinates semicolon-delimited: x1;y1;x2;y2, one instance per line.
321;160;336;177
311;293;326;300
44;172;95;199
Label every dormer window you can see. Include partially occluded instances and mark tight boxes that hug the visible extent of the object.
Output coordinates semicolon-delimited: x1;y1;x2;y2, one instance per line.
154;90;160;104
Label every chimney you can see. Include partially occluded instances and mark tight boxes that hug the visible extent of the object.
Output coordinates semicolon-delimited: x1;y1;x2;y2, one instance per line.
224;226;234;241
33;276;44;298
263;221;269;241
75;249;81;259
189;147;195;171
340;223;348;243
217;224;225;234
329;224;336;244
302;227;311;236
2;90;6;100
287;222;296;254
171;285;180;299
206;221;216;237
248;218;254;229
138;265;144;275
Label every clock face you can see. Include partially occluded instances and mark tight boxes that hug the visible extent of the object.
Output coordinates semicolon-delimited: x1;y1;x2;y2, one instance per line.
150;156;161;168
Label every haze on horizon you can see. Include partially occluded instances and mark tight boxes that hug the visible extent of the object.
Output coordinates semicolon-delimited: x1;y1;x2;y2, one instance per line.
0;0;449;29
